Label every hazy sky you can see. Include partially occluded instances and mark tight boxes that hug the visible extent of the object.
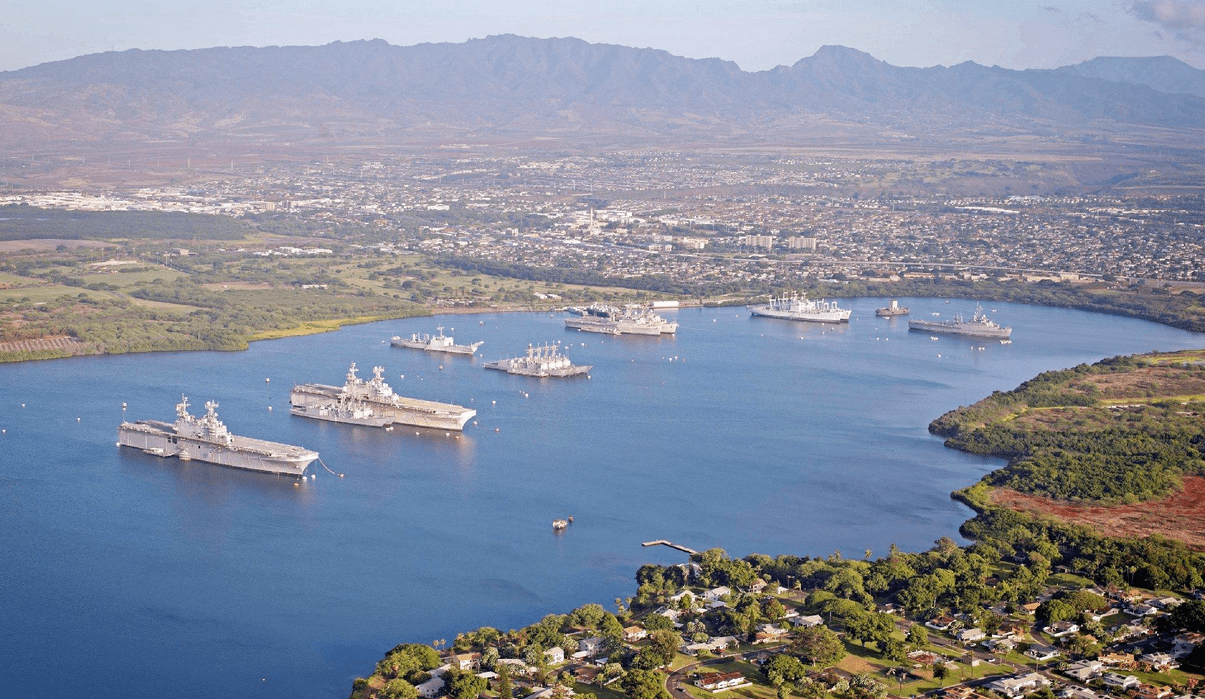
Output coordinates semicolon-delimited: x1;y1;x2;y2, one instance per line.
3;0;1205;73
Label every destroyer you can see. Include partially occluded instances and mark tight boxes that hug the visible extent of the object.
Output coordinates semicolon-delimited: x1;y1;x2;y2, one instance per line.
291;363;476;431
564;304;677;336
875;299;910;317
484;343;591;378
118;396;318;476
749;294;851;323
908;304;1012;339
391;327;483;356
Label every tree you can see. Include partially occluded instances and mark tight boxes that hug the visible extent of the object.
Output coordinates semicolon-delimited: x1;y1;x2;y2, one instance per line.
882;637;906;662
446;669;489;699
643;614;674;631
789;625;846;667
763;654;807;685
849;672;887;699
906;624;928;648
932;662;949;686
645;630;682;668
764;598;787;622
1164;600;1205;633
497;662;513;699
383;679;418;699
601;612;626;641
570;603;607;629
621;669;672;699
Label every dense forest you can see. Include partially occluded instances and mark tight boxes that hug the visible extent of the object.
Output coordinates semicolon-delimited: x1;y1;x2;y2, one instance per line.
0;205;251;241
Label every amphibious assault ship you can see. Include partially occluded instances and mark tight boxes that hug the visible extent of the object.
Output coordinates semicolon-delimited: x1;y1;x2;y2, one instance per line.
484;343;591;378
391;327;484;356
908;305;1012;339
749;294;851;323
118;396;318;476
291;363;476;431
564;304;678;336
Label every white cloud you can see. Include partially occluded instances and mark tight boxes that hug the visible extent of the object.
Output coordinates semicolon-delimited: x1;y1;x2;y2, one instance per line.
1131;0;1205;43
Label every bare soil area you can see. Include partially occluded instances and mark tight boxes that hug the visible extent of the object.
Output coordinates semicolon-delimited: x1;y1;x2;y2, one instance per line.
990;476;1205;549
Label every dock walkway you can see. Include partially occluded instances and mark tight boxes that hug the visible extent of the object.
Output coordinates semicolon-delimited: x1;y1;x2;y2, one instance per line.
641;540;697;555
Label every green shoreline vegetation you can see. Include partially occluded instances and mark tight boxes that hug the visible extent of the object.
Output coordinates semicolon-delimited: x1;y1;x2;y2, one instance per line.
351;351;1205;699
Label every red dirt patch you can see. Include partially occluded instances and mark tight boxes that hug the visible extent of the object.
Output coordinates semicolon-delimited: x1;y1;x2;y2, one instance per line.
990;476;1205;549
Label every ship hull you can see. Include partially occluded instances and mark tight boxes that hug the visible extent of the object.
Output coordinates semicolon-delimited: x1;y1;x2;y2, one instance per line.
483;360;591;377
875;308;909;317
118;421;316;476
390;338;481;355
907;320;1012;339
749;306;851;323
564;317;676;335
289;405;394;427
290;384;475;431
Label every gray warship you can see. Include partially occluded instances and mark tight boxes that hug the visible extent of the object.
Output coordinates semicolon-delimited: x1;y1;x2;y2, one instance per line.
564;304;678;336
908;304;1012;339
391;326;484;356
484;343;591;377
290;393;395;428
291;363;476;431
118;396;318;476
875;299;910;317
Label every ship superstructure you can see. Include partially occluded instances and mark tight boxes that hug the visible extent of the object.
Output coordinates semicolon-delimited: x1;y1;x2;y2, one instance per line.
749;294;851;323
484;343;591;377
907;305;1012;339
289;391;395;427
391;327;483;355
118;396;318;476
564;304;678;336
875;299;910;317
291;363;476;431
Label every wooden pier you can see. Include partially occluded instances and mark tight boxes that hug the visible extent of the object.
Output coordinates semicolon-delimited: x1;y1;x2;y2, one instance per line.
641;540;697;555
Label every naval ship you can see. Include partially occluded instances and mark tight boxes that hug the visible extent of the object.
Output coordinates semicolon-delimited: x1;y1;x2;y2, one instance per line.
290;393;395;427
875;299;910;317
908;304;1012;339
484;343;591;377
391;327;484;356
564;304;678;336
291;363;476;431
118;396;318;476
749;294;851;323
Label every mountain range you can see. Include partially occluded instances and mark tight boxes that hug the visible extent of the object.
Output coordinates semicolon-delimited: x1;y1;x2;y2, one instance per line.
1;35;1203;154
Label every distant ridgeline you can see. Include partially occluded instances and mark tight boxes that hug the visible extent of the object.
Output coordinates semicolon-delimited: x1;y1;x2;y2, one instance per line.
0;205;250;241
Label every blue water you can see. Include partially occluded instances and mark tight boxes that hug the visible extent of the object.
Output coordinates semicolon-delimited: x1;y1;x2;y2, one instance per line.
0;298;1201;698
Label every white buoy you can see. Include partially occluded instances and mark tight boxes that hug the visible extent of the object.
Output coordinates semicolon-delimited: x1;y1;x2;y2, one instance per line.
472;421;478;426
265;378;270;383
293;482;299;488
268;406;272;411
415;432;420;436
491;400;496;405
122;402;127;409
494;428;500;432
77;417;81;422
445;432;450;437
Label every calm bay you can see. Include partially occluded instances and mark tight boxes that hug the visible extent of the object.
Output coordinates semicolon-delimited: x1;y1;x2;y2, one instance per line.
1;298;1201;698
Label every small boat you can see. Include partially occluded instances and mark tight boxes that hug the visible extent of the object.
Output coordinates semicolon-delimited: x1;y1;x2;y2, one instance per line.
552;519;569;530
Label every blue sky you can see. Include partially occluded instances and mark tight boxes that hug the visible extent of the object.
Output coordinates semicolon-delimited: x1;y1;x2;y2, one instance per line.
2;0;1204;72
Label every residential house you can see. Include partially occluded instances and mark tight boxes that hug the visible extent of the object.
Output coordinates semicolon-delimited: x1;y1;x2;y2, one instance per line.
1151;597;1183;610
1026;644;1061;662
451;652;482;671
1137;685;1173;699
1045;621;1081;638
747;579;767;594
983;638;1016;653
1103;674;1141;691
956;628;986;643
544;647;566;665
1063;661;1104;683
1172;632;1203;658
695;672;746;691
703;586;731;602
792;615;824;628
1060;687;1100;699
925;615;956;631
1138;653;1179;671
623;626;647;643
416;666;451;699
496;659;530;676
578;637;605;657
988;673;1051;698
1098;652;1137;669
1020;602;1042;615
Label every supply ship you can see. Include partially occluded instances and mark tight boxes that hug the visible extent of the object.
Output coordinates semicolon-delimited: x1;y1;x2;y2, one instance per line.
564;304;678;336
484;343;591;377
118;396;318;476
907;304;1012;339
291;363;476;431
749;294;851;323
391;327;483;356
875;299;910;317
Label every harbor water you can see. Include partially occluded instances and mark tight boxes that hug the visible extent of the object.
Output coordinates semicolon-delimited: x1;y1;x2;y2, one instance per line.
0;298;1201;698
